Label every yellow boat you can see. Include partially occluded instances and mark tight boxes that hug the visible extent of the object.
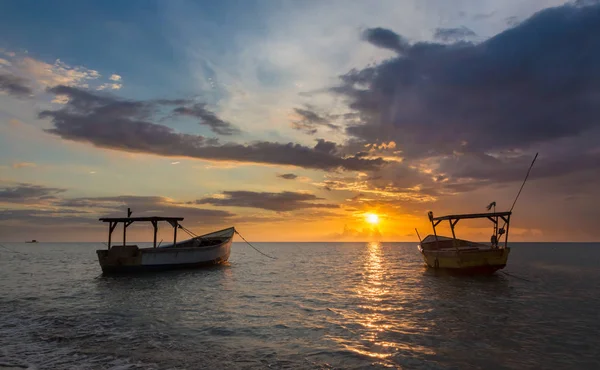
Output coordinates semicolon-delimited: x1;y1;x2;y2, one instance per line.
417;152;539;275
417;210;512;274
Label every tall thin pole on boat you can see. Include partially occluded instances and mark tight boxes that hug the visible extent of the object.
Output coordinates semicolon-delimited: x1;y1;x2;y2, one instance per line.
510;152;538;212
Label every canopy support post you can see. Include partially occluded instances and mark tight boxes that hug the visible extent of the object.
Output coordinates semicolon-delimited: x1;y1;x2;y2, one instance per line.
173;221;178;246
432;226;438;249
449;219;460;251
121;208;134;246
107;221;118;249
504;214;511;249
428;212;439;249
152;221;158;248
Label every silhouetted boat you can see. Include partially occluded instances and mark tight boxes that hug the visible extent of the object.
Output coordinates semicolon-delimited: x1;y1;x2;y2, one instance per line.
417;211;512;274
25;240;38;243
96;209;233;274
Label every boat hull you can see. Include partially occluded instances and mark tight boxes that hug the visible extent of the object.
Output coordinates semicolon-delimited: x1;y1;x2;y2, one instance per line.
96;238;231;274
420;247;510;275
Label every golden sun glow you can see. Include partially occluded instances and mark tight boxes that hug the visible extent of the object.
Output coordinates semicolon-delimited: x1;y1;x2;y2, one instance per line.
366;213;379;225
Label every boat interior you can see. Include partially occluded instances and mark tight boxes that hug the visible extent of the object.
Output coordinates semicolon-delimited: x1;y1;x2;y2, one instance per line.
159;227;235;249
420;235;490;251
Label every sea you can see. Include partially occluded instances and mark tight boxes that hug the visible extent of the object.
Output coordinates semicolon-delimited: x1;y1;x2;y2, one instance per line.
0;241;599;370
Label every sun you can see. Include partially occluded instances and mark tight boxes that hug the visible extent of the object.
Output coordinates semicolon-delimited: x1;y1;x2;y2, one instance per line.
366;213;379;225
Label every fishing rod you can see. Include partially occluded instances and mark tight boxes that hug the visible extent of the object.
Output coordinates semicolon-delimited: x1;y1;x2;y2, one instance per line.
496;152;538;240
509;152;538;212
415;228;422;243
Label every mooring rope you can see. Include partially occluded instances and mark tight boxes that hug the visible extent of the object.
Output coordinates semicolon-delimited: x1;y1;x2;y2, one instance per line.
500;271;532;282
234;229;277;260
178;225;276;259
178;225;198;238
0;243;24;254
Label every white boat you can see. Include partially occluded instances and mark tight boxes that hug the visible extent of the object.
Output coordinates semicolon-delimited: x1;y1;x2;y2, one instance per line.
95;209;234;273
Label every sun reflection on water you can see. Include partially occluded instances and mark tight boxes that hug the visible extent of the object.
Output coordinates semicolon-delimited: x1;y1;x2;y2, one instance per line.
327;241;435;366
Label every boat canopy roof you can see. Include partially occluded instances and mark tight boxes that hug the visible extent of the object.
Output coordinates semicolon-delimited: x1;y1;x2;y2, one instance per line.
100;209;187;249
99;216;184;223
430;211;511;221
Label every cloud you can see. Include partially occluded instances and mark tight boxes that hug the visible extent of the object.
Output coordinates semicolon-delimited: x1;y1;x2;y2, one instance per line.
331;2;600;183
0;183;66;203
0;73;33;97
317;162;439;203
314;139;337;154
97;83;122;90
173;103;240;135
0;193;235;238
196;190;339;212
277;173;298;180
472;11;497;20
1;54;124;95
433;26;477;42
362;27;410;53
505;16;521;26
12;162;37;169
291;107;339;134
327;224;382;241
40;86;385;172
0;208;93;226
58;195;235;222
52;94;70;104
19;57;100;88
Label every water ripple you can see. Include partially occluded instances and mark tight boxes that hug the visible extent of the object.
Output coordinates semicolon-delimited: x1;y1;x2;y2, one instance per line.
0;242;599;369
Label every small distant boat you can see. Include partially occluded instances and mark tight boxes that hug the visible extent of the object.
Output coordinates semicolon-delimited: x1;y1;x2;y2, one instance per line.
96;209;234;274
417;210;512;275
26;240;38;243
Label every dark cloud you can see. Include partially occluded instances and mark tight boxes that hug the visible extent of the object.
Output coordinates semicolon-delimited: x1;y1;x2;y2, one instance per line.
0;209;94;226
0;73;33;97
433;26;477;42
56;195;164;209
0;183;66;203
173;103;240;136
277;173;298;180
313;139;338;155
40;86;384;172
196;191;339;212
437;149;600;185
362;27;410;53
0;200;234;241
57;195;235;221
0;184;235;224
505;16;520;27
575;0;600;6
291;107;338;134
0;191;236;242
333;2;600;183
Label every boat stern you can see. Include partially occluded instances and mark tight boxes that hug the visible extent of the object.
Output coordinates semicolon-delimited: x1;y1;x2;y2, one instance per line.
96;245;142;273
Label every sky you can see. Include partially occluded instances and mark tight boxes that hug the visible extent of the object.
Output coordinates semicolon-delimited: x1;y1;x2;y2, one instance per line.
1;0;599;242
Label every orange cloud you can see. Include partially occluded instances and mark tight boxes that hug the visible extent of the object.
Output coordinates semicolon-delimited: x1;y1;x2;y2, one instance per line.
12;162;37;169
